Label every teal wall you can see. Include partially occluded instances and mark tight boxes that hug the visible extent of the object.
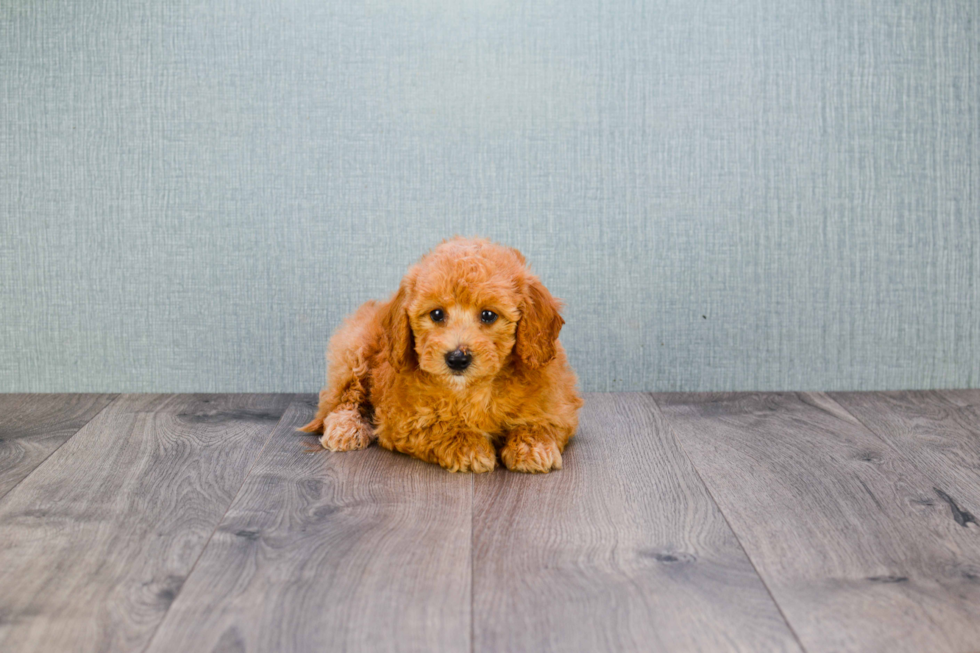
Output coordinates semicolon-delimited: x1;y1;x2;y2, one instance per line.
2;0;977;392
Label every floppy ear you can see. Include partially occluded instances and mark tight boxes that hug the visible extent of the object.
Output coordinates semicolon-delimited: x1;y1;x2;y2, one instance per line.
380;281;417;372
515;275;565;369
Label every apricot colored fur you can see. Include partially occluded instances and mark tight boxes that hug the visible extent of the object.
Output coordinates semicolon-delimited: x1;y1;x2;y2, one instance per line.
300;237;584;473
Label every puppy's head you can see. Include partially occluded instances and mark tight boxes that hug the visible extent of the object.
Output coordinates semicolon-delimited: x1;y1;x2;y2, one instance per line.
382;238;564;385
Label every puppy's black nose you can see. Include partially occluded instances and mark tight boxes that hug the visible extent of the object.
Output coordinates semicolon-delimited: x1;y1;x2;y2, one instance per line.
445;348;472;372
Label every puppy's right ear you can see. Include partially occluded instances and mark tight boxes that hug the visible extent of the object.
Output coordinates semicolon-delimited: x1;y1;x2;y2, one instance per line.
380;279;417;372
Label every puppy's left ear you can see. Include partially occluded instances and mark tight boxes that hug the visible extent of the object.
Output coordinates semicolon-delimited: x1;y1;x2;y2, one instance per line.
515;275;565;369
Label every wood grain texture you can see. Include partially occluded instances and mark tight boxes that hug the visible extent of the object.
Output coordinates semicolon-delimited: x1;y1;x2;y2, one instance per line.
145;395;473;653
0;393;118;498
0;393;291;653
831;390;980;527
656;392;980;653
473;393;802;653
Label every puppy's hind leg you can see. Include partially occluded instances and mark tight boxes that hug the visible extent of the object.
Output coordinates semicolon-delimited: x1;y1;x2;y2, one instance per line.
299;302;379;451
300;363;375;451
317;405;373;452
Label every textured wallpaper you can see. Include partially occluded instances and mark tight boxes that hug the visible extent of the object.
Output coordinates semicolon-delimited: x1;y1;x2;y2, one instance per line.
1;0;977;393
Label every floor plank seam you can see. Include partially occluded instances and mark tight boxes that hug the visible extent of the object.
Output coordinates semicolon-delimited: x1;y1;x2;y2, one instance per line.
137;393;298;653
825;393;961;502
469;473;475;653
826;392;980;536
648;392;811;653
0;393;122;504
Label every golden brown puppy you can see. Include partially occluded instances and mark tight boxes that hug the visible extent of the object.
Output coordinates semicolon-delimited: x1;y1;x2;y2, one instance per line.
300;237;583;473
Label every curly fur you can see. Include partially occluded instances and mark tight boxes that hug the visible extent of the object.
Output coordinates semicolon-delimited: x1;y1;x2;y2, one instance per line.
300;237;584;473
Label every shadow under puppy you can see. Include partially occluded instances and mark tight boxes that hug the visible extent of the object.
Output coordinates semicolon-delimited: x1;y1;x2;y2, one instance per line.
301;237;583;473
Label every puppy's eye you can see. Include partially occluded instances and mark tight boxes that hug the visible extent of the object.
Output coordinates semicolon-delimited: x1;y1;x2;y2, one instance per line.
480;310;498;324
430;308;445;323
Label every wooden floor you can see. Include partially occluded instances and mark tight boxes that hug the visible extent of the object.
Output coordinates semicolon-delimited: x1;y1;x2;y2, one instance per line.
1;392;979;652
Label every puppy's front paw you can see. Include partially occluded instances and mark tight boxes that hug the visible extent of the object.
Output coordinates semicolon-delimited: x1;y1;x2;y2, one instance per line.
501;431;563;473
435;433;496;474
320;408;373;452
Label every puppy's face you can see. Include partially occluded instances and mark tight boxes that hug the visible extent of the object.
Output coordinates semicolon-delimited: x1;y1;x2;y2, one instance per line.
384;239;564;386
409;280;521;386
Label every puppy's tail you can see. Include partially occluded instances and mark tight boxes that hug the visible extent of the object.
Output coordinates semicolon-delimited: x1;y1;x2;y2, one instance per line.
298;416;324;434
298;389;331;434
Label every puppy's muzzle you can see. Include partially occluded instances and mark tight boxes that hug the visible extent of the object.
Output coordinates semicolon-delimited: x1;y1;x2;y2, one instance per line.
444;348;472;373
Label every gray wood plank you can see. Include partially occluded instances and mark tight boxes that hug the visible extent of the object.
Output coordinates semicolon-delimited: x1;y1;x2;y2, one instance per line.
144;396;472;653
0;393;118;498
473;393;802;653
0;393;292;653
831;390;980;527
657;392;980;653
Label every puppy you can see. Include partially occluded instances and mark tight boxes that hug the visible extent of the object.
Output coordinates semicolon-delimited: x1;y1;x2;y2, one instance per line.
300;237;583;473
